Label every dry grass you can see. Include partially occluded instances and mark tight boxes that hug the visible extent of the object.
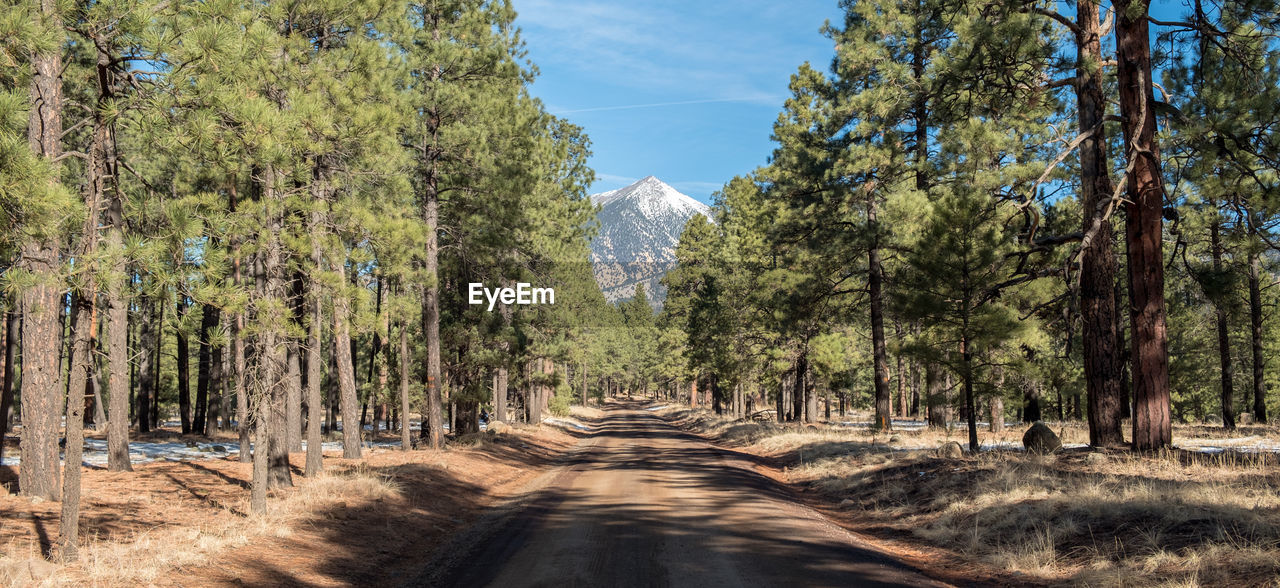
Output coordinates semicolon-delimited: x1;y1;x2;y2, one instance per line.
570;405;605;420
0;465;401;587
661;405;1280;586
0;420;578;587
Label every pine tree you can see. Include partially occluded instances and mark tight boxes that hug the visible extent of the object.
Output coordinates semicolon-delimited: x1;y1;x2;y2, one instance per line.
12;0;74;501
1113;0;1173;450
895;192;1027;452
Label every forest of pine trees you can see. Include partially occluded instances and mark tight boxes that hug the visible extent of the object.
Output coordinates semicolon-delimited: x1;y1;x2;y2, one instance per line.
0;0;668;559
659;0;1280;453
5;0;1280;571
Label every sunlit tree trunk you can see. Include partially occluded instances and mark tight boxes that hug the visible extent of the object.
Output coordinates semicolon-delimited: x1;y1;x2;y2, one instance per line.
18;0;67;500
1115;0;1172;450
1076;0;1125;448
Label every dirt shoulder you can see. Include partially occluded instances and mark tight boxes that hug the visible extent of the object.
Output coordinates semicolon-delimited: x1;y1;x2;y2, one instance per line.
656;404;1280;587
654;406;1015;587
1;423;582;587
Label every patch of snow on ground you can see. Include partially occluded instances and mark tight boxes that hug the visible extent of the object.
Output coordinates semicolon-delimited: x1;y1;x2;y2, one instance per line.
544;417;590;431
1174;436;1280;454
835;419;929;430
645;405;670;411
0;437;413;467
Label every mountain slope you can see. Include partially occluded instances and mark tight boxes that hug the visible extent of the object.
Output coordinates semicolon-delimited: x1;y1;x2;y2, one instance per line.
589;176;711;307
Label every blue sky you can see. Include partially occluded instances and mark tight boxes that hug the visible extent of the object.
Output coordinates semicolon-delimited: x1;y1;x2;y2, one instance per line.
514;0;1193;205
515;0;844;204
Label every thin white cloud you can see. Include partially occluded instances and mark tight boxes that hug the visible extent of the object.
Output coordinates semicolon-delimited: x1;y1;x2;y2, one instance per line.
515;0;829;100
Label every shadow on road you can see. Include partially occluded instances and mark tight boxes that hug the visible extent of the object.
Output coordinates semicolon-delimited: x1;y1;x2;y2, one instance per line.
428;403;945;588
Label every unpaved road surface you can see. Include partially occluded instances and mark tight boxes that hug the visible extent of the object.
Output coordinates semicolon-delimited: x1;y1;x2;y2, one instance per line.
425;403;950;587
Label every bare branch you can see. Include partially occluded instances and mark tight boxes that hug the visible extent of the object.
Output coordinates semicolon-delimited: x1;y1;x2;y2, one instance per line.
1034;7;1082;36
53;151;88;163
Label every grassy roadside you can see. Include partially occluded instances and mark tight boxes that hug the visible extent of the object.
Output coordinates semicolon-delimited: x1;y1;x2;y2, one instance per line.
658;404;1280;587
0;419;583;587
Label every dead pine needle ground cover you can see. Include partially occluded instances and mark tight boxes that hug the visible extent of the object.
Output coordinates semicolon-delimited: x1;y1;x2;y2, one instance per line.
0;422;577;587
661;405;1280;587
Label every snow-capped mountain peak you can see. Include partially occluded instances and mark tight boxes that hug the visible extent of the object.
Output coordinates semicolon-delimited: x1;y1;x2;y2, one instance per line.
592;176;710;222
589;176;712;307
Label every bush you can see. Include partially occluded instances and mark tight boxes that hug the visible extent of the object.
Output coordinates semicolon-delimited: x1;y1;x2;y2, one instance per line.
548;383;573;417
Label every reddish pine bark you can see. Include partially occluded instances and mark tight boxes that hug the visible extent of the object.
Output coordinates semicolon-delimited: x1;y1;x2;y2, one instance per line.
1077;0;1125;447
1115;0;1172;450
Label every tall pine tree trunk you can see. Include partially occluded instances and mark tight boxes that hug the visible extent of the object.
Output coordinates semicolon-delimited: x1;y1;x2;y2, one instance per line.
334;259;361;459
104;209;130;470
962;337;978;453
137;296;156;433
420;179;443;449
868;198;892;432
61;103;106;552
232;181;250;462
893;321;906;418
376;282;390;438
777;372;789;423
206;332;224;434
399;318;411;451
1209;216;1235;429
286;338;302;451
1;308;18;465
1077;0;1125;448
305;210;325;475
1248;246;1267;423
1115;275;1132;419
250;378;270;514
1115;0;1172;450
497;296;512;421
18;0;66;500
61;295;91;560
176;297;191;434
989;368;1004;433
495;366;509;422
926;363;946;429
802;354;817;423
196;305;219;435
251;165;292;494
150;300;162;427
218;342;231;430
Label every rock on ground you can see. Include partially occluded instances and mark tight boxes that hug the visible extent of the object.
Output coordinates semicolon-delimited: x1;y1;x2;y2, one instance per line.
1022;422;1062;454
488;421;511;435
936;441;964;459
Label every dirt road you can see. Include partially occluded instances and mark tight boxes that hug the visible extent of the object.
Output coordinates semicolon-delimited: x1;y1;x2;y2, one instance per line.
423;403;950;587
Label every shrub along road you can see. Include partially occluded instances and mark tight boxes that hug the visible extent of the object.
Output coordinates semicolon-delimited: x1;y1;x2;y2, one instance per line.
423;402;948;587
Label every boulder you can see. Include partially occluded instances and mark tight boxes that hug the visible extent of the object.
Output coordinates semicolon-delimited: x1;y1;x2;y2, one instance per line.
1022;421;1061;454
936;441;964;459
888;435;901;443
1238;412;1255;425
1205;414;1223;426
487;420;511;435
